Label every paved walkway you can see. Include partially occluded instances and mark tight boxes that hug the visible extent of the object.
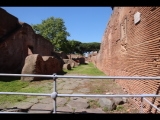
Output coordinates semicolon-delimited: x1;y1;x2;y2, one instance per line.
0;74;138;114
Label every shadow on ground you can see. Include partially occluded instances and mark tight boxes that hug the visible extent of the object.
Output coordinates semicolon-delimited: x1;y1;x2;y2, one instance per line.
0;76;21;82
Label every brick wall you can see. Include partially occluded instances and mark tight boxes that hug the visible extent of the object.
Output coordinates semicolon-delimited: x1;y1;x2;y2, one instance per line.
96;7;160;113
0;8;54;73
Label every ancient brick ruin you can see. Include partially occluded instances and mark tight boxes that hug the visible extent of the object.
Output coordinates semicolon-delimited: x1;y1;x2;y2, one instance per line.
0;8;63;77
21;54;63;81
94;7;160;113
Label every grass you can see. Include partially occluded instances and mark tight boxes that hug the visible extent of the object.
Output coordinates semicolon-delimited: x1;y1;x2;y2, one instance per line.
87;100;100;108
64;62;106;76
0;78;28;106
116;105;125;111
103;107;109;112
0;77;51;107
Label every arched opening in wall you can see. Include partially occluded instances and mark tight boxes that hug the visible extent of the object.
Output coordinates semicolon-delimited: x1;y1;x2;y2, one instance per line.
28;46;33;55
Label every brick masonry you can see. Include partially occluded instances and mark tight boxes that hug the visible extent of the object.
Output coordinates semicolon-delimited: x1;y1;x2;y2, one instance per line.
95;7;160;113
0;8;54;73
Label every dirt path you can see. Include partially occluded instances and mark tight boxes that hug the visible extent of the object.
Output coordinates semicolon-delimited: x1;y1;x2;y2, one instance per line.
1;73;139;114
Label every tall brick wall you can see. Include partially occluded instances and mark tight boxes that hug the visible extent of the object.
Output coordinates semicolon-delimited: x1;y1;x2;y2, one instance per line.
96;7;160;113
0;8;54;73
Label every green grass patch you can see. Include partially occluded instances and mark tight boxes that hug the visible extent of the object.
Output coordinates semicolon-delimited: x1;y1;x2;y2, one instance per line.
103;107;109;112
87;100;100;108
0;77;48;106
0;80;29;92
0;79;28;106
64;63;106;76
116;105;125;111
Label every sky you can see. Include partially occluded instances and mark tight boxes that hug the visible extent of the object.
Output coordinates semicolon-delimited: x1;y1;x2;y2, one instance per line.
1;7;112;43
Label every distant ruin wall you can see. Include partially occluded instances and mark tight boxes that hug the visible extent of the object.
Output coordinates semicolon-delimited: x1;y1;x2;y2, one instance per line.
96;7;160;113
0;8;54;73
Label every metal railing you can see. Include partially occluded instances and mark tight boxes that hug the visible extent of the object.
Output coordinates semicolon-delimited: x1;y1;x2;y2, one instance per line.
0;73;160;114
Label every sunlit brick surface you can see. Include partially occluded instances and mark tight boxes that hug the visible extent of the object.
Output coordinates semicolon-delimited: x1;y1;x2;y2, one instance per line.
96;7;160;113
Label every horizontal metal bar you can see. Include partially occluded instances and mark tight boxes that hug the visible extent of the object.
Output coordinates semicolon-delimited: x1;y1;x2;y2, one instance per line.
0;73;53;78
143;98;160;111
1;73;160;80
57;94;160;98
57;75;160;80
1;92;160;98
0;92;51;96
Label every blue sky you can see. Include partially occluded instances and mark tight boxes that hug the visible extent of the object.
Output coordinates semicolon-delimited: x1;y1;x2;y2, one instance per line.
1;7;112;43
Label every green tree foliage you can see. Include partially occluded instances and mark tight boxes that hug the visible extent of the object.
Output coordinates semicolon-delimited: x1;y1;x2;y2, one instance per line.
64;41;101;55
80;42;100;53
31;16;100;54
65;40;82;54
31;17;70;51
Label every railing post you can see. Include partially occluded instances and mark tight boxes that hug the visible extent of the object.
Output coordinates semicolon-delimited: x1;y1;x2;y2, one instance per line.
52;73;57;114
140;97;143;113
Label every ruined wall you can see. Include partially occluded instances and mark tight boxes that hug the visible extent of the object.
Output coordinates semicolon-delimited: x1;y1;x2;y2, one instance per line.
0;8;54;73
96;7;160;113
56;51;69;59
21;54;63;81
0;8;21;38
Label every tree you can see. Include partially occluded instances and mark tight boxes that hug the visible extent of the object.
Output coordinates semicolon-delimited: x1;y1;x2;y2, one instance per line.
80;42;100;53
31;17;70;51
66;40;82;54
89;42;101;51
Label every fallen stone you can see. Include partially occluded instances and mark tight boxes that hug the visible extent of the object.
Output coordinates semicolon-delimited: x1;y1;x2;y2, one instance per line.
1;108;21;112
56;106;73;113
21;54;43;81
63;59;79;67
57;97;68;107
0;103;14;109
71;62;75;68
67;98;89;110
112;98;124;105
63;59;70;64
30;103;53;111
21;54;63;81
11;102;34;110
75;108;105;113
63;63;71;70
98;98;116;111
28;110;52;114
